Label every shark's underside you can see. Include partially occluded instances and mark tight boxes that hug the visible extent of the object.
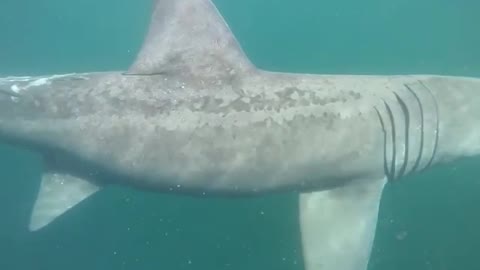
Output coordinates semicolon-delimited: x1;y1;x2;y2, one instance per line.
1;0;480;270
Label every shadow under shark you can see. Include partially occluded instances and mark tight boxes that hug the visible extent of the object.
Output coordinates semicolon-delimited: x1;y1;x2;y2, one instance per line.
1;0;480;270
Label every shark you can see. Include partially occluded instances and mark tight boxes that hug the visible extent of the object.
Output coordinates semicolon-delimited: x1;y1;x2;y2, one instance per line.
0;0;479;269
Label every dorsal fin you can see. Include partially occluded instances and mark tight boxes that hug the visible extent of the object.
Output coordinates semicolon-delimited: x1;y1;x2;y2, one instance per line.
127;0;255;79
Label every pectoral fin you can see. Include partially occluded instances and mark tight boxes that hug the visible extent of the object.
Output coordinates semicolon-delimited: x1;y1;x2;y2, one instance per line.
299;178;387;270
29;173;100;231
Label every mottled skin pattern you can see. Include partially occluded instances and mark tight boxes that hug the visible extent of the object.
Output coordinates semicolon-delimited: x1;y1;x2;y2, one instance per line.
0;72;382;195
1;72;479;196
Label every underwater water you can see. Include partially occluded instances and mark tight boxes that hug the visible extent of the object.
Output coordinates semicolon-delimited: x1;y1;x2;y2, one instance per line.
1;0;480;269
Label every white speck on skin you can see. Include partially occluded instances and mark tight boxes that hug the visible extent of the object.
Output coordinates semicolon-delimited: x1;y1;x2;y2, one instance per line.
10;84;20;93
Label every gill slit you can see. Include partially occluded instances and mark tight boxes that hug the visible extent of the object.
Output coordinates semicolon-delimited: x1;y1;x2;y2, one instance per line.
393;92;410;179
419;81;440;170
404;84;424;173
374;107;391;180
383;100;397;180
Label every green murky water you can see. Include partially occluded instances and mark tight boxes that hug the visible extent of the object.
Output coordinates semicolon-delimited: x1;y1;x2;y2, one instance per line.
1;0;480;269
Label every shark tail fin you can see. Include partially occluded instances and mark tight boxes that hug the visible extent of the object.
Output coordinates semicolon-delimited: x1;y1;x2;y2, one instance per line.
29;172;100;231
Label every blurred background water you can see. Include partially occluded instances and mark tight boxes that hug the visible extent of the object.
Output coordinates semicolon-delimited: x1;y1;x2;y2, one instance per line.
0;0;480;269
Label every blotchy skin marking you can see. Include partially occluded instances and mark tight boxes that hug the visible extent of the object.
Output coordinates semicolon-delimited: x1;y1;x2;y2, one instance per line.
0;72;390;195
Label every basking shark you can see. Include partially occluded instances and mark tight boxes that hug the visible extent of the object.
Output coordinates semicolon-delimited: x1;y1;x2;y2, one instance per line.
0;0;479;269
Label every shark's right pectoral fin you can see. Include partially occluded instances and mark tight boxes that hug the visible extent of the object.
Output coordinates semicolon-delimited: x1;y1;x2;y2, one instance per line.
29;172;100;231
299;177;387;270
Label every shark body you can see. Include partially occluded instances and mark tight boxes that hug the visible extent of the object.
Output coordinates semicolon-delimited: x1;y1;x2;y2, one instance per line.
1;0;480;270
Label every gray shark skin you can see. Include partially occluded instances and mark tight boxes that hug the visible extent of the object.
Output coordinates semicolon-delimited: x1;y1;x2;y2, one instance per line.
0;0;479;270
